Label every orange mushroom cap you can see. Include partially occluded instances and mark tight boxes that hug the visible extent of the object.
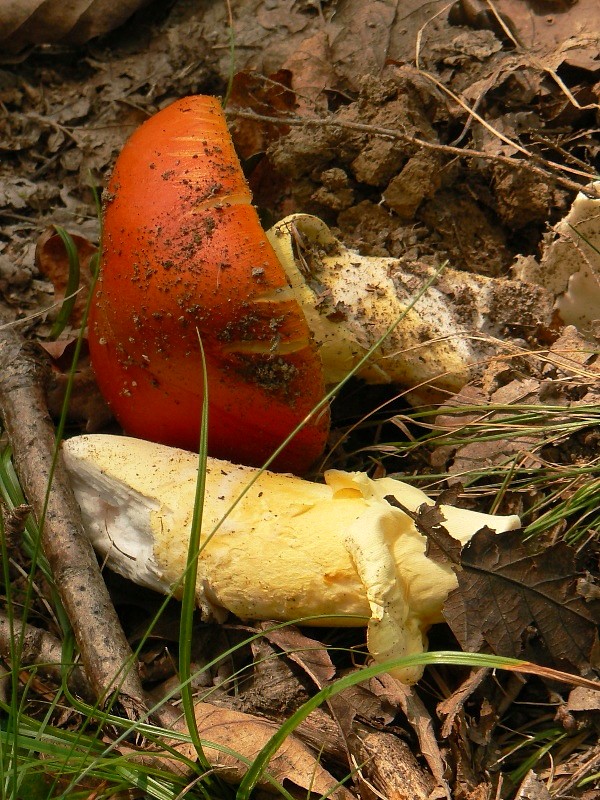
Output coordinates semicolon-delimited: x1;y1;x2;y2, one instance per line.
88;96;329;473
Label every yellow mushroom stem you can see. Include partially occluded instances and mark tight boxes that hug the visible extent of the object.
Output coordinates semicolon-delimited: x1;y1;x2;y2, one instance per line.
63;434;520;683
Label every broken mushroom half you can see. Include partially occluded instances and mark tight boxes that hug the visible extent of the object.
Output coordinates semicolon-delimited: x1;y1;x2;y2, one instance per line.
89;95;329;475
89;94;553;474
63;434;521;684
266;213;554;401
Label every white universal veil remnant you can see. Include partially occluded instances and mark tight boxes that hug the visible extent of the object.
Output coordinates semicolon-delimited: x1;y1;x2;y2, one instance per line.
514;181;600;336
266;213;553;398
63;434;521;683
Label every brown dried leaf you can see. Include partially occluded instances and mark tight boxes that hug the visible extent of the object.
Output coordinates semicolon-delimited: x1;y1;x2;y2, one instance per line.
444;528;600;676
38;337;113;432
419;505;464;568
256;0;308;36
514;770;551;800
283;29;338;110
229;70;295;159
260;624;336;686
39;336;79;364
385;493;463;568
0;0;154;54
432;380;544;477
173;703;353;800
432;327;600;478
437;668;490;739
327;0;451;91
46;358;113;432
566;685;600;715
35;227;97;330
494;0;600;72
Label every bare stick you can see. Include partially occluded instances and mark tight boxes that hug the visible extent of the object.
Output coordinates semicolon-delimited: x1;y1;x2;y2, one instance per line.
227;109;599;199
0;312;146;711
0;610;93;702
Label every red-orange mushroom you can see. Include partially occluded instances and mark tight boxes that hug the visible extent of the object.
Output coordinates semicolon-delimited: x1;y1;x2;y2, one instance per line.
89;95;329;473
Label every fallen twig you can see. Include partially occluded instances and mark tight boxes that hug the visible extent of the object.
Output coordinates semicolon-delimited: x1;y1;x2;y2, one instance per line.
227;109;599;199
0;310;149;716
0;609;93;702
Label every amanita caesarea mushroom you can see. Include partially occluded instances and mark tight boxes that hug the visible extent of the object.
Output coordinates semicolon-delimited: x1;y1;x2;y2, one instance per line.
63;434;521;683
267;213;551;396
90;94;553;475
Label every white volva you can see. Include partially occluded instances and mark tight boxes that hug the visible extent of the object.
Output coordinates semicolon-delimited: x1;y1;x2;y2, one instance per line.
63;434;520;683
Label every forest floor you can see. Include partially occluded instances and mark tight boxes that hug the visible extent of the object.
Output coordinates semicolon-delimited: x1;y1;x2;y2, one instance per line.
1;2;599;799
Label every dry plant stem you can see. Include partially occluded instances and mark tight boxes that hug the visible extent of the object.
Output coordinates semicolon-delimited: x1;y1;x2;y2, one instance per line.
0;610;93;702
228;110;599;199
552;743;600;797
0;316;146;711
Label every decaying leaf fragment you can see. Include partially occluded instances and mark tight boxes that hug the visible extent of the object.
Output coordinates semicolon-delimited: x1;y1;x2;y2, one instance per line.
63;434;520;683
0;0;153;54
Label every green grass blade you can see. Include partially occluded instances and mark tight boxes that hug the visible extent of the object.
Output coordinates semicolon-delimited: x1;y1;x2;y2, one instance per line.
178;331;213;775
48;226;81;340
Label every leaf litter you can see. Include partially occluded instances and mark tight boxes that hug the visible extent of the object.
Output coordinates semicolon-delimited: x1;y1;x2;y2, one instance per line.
0;0;599;798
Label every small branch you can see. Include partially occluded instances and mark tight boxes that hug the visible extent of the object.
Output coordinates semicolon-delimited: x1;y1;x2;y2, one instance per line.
227;109;599;199
0;610;93;702
0;312;146;711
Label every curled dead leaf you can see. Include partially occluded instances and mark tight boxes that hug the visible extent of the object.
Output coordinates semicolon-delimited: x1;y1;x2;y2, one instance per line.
0;0;154;56
169;703;354;800
35;227;97;331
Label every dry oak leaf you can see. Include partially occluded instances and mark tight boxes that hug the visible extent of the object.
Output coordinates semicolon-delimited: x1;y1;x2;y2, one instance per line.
171;703;353;800
493;0;600;72
444;528;600;677
0;0;154;55
35;227;97;330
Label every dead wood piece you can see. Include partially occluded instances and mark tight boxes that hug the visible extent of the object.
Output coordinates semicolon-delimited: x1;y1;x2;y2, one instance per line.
0;313;146;712
373;673;450;795
0;609;93;702
0;502;31;549
352;724;435;800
